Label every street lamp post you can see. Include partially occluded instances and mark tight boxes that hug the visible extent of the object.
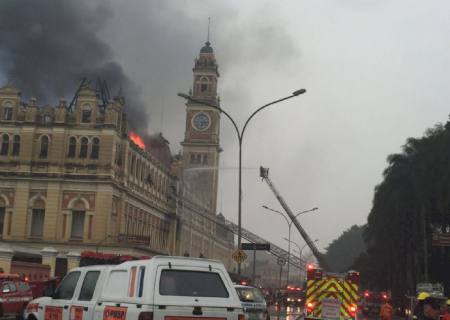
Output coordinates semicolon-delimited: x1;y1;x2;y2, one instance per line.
286;240;304;283
262;205;317;285
178;89;306;276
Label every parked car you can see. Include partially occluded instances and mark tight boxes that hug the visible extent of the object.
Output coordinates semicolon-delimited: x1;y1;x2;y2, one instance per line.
24;256;244;320
0;273;33;319
234;285;269;320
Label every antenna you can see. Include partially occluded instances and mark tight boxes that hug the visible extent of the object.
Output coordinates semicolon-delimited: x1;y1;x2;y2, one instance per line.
207;17;211;44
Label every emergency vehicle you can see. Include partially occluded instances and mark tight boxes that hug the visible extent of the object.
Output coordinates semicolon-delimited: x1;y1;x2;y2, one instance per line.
305;265;360;320
0;273;33;319
24;256;244;320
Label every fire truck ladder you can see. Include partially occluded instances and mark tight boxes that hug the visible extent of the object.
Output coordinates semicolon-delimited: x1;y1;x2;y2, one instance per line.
223;219;306;271
259;166;330;270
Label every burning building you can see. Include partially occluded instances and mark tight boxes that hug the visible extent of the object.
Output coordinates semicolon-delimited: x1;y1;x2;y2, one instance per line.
0;82;177;275
0;39;235;275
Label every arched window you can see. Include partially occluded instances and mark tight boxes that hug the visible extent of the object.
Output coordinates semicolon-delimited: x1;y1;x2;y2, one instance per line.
39;136;49;158
79;137;88;158
91;138;100;159
3;102;13;121
12;136;20;156
30;199;45;237
0;135;9;156
68;137;76;158
200;76;209;92
71;200;86;239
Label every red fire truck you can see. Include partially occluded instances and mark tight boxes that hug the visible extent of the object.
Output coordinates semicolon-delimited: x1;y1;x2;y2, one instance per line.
0;273;33;319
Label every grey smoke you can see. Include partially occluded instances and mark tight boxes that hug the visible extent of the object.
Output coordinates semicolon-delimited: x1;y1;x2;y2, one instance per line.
0;0;147;133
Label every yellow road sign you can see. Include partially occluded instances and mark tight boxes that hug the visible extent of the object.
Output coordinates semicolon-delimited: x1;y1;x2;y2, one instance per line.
232;249;247;263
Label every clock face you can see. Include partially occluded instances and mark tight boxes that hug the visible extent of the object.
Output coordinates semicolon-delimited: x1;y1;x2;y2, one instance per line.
192;112;210;131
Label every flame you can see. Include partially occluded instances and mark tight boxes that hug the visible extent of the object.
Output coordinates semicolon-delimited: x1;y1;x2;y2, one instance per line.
129;131;145;150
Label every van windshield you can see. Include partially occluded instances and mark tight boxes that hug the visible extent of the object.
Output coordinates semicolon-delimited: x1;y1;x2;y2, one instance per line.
236;287;265;303
159;270;229;298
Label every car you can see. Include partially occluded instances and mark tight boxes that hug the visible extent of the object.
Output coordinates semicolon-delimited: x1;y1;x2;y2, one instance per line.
0;273;33;319
234;285;270;320
24;256;244;320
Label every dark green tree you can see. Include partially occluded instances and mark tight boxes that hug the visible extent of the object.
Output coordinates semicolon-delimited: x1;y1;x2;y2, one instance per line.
325;225;366;272
361;121;450;298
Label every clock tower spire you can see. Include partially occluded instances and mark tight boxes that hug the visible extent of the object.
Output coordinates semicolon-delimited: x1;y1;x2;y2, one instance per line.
181;38;221;213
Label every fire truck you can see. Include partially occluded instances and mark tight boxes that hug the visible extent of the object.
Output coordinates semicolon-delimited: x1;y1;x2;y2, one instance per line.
304;265;360;320
0;273;33;319
260;167;361;320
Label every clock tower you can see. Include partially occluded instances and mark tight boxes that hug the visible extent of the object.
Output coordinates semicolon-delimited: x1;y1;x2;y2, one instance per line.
181;40;221;213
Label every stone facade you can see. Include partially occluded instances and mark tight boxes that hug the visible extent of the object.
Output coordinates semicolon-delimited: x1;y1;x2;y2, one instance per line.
0;41;234;274
0;83;177;275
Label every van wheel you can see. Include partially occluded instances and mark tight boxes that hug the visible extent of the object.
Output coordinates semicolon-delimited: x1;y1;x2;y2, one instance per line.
27;315;37;320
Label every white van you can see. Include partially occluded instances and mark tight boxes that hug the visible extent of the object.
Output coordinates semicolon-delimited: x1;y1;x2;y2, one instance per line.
24;256;244;320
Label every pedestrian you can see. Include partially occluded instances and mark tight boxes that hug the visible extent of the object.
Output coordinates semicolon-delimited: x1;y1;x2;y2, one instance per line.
417;297;445;320
441;299;450;320
413;293;430;320
380;299;394;320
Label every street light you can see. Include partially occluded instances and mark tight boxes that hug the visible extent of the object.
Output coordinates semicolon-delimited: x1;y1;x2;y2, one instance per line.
285;239;305;283
178;89;307;276
261;205;317;285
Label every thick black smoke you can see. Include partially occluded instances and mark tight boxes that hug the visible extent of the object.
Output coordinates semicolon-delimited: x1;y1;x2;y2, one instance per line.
0;0;147;132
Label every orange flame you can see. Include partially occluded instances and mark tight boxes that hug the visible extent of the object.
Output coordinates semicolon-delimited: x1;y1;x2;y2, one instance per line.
129;131;145;150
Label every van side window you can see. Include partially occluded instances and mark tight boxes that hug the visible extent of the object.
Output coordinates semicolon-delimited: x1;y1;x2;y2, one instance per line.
53;271;81;300
159;270;229;298
128;266;137;297
103;270;128;299
78;271;100;301
137;266;145;298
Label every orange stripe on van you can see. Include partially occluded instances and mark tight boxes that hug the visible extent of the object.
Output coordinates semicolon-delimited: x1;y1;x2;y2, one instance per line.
128;266;137;297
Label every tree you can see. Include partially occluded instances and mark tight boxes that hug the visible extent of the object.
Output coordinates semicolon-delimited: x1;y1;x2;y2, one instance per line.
325;225;366;272
362;121;450;297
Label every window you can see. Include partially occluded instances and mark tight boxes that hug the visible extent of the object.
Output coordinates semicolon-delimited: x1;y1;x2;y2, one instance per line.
78;271;100;301
79;137;88;158
43;114;52;124
137;266;145;297
202;154;208;165
71;210;85;239
81;109;92;123
159;270;229;298
200;77;209;93
39;136;49;158
68;137;76;158
53;271;81;300
3;107;12;121
17;282;30;292
0;206;4;237
91;138;99;159
12;135;20;156
2;282;16;293
30;208;45;237
1;135;9;155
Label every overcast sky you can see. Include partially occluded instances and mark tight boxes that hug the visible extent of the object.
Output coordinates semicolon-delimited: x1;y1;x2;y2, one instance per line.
3;0;450;254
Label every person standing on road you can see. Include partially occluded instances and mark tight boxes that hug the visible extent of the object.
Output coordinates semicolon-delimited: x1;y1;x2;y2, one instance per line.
441;299;450;320
417;297;445;320
380;299;394;320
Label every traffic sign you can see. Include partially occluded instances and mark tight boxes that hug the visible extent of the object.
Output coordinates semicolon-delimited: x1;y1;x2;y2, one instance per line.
240;243;271;251
277;257;286;266
232;249;248;263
